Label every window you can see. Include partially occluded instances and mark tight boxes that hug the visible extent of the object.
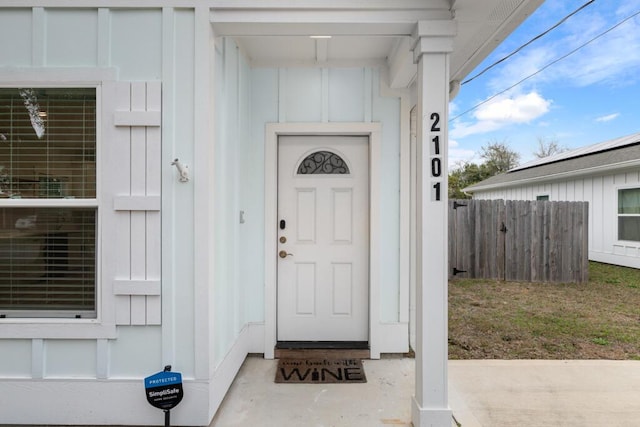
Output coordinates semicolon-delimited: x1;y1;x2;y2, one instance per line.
297;151;350;175
0;88;96;318
618;188;640;242
536;195;549;201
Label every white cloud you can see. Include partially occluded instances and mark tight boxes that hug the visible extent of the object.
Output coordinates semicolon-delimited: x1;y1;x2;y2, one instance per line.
448;138;477;168
486;47;555;93
616;1;640;17
449;100;460;116
476;92;551;122
451;91;551;139
564;25;640;87
449;148;477;169
595;113;619;122
477;3;640;95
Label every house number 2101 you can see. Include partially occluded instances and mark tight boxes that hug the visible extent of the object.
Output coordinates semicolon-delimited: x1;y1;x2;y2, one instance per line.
430;112;443;201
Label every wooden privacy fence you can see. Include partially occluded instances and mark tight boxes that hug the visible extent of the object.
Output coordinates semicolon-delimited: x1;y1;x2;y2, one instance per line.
448;199;589;283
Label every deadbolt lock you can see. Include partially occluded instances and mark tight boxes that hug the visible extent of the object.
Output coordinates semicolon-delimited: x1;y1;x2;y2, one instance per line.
279;236;287;243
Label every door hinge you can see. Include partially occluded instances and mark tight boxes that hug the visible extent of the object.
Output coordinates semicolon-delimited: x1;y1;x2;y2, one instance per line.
452;267;467;276
453;201;467;209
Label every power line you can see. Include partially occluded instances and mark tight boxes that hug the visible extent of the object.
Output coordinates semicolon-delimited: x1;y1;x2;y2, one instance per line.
462;0;596;86
451;8;640;122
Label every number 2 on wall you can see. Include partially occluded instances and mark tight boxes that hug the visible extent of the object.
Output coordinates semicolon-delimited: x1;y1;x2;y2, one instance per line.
430;112;440;132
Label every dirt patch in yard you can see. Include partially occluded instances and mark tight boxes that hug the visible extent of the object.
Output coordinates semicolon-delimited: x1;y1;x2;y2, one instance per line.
449;262;640;360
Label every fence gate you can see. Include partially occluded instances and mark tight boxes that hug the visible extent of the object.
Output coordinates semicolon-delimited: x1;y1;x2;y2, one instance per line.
448;199;589;283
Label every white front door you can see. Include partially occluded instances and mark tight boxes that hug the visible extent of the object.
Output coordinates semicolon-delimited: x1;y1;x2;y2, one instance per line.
277;135;369;342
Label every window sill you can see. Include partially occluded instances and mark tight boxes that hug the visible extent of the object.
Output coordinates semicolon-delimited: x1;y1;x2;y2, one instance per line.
0;320;117;339
615;240;640;246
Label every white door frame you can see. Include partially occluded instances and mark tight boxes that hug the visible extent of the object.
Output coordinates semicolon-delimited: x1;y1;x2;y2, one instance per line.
264;122;382;359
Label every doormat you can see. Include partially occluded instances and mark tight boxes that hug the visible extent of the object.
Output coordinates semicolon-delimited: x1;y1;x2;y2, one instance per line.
275;358;367;384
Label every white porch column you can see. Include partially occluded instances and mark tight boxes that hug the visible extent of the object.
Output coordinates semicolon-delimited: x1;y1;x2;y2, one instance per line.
411;20;457;427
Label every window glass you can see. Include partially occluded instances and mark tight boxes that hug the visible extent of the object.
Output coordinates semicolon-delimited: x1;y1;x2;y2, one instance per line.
618;188;640;242
0;207;96;315
618;188;640;215
297;151;350;175
0;88;96;317
619;217;640;242
536;195;549;201
0;88;96;199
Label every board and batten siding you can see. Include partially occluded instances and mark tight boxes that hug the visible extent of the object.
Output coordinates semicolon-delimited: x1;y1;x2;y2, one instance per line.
472;169;640;269
251;66;406;326
0;6;218;426
250;65;410;355
0;5;410;425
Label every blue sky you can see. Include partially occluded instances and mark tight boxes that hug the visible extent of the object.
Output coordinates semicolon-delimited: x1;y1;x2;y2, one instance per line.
449;0;640;168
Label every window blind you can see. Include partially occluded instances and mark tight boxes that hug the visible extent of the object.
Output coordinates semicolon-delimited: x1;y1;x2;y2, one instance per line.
0;207;96;314
0;88;96;199
0;88;97;317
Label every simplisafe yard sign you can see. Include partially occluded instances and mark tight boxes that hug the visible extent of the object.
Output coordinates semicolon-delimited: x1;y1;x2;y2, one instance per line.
144;366;183;426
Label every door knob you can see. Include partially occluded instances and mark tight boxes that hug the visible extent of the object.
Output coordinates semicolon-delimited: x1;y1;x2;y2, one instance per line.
279;250;293;258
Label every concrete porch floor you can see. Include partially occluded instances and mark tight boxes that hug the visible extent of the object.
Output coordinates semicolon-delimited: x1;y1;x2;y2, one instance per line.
210;356;640;427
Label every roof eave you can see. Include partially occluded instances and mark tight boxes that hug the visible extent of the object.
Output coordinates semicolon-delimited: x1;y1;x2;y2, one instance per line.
450;0;545;82
465;159;640;194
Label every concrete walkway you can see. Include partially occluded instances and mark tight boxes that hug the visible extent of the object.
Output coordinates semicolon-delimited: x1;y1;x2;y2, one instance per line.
449;360;640;427
211;357;640;427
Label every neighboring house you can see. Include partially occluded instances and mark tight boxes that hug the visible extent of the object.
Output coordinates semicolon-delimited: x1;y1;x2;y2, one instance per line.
0;1;543;426
465;131;640;270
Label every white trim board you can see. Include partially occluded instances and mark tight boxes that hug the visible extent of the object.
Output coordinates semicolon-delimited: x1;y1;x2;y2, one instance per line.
0;67;117;84
590;251;640;270
264;122;391;359
0;323;264;426
0;378;210;426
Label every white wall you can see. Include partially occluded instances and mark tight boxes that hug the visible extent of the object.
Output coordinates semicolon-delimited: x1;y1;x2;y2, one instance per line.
472;168;640;269
163;6;198;383
0;5;409;425
250;66;404;324
0;6;214;426
214;37;257;366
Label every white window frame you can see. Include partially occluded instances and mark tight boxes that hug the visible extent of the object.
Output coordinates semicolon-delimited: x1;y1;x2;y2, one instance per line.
0;68;117;339
616;184;640;244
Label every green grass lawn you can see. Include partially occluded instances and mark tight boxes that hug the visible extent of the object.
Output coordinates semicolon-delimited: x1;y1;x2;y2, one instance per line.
448;261;640;359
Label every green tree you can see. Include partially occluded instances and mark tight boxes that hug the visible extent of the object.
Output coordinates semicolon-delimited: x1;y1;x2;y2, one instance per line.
480;139;520;174
448;161;491;199
448;140;520;198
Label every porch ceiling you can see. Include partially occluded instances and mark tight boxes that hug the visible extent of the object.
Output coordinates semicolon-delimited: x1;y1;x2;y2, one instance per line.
211;0;544;88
